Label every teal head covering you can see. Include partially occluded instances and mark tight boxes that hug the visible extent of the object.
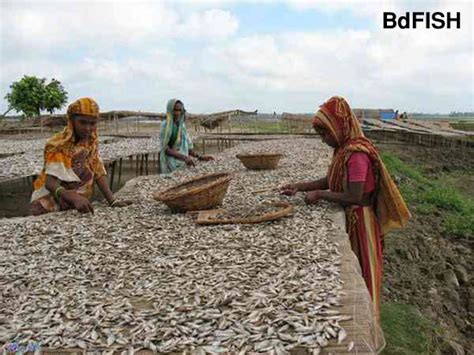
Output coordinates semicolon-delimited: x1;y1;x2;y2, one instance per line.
159;98;194;174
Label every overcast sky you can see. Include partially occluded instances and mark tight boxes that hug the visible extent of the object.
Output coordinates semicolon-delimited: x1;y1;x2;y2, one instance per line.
0;0;472;114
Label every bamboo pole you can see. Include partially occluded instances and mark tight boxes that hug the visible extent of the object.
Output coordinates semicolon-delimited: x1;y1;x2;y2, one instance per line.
145;154;149;175
109;161;116;191
118;158;123;185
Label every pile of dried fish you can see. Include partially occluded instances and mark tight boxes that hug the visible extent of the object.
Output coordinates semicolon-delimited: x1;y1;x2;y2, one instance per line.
213;203;283;220
0;136;117;156
0;137;160;181
0;138;350;353
0;150;42;180
0;138;46;155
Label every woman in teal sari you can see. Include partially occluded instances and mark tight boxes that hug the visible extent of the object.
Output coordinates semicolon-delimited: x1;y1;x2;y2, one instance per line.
159;99;214;174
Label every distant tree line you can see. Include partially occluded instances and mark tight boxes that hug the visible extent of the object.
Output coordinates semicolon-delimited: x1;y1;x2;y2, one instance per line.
410;113;444;117
410;112;474;118
449;111;474;117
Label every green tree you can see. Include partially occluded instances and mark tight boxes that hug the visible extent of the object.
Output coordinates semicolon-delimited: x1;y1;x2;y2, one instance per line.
44;79;68;114
4;75;68;117
5;76;45;117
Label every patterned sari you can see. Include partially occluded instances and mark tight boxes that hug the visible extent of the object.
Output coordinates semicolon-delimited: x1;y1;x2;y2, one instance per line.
159;98;194;174
30;98;106;215
313;96;411;317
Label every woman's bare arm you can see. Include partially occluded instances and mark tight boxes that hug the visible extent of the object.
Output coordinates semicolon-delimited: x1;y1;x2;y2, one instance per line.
165;147;195;166
45;174;61;193
95;175;115;204
293;177;329;191
308;181;366;206
45;175;94;213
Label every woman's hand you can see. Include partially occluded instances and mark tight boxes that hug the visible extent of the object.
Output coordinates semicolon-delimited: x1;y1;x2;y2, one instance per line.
63;191;94;213
199;155;214;162
304;190;322;205
280;184;298;196
184;156;196;167
110;199;133;208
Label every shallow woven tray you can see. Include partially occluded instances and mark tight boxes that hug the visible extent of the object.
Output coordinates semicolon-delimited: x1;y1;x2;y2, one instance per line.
194;201;293;225
236;153;283;170
153;172;232;212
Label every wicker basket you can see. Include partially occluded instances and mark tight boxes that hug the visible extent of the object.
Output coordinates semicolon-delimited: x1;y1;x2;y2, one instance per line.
153;173;232;212
236;153;283;170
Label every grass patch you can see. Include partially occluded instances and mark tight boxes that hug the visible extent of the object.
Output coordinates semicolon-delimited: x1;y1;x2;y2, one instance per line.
243;121;288;133
451;121;474;131
423;186;472;213
230;120;311;134
415;203;437;215
381;303;439;355
443;214;474;238
381;153;473;238
381;152;426;184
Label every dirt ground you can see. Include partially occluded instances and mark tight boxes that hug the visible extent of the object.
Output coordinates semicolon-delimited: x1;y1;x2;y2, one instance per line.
376;142;473;354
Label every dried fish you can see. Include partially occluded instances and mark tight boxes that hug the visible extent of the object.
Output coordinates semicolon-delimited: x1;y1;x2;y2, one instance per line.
338;328;347;344
0;139;351;353
0;136;159;180
347;341;355;351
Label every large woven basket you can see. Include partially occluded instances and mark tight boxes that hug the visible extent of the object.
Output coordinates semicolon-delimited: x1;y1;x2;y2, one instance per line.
153;173;232;212
236;153;283;170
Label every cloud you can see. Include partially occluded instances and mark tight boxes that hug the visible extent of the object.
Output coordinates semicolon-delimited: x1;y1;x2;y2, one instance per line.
1;0;238;52
0;0;472;113
286;0;399;18
206;14;472;112
178;9;238;40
